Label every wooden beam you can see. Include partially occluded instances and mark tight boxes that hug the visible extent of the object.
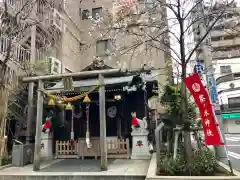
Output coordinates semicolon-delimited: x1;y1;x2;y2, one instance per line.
33;80;44;171
99;74;107;171
22;69;121;82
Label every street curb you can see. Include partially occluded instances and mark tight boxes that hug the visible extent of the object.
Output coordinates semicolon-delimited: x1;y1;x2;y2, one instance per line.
146;153;240;180
217;161;240;176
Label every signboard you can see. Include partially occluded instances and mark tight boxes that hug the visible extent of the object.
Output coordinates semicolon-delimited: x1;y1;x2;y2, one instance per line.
221;113;240;119
63;76;74;91
206;73;218;104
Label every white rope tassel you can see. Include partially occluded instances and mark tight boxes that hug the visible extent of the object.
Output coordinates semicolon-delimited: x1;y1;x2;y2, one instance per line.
86;104;92;148
71;131;74;140
86;131;92;149
71;107;74;140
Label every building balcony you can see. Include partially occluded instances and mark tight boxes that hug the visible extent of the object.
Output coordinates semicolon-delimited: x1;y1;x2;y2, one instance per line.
0;36;60;75
0;36;31;68
211;37;240;48
0;0;32;16
37;3;64;33
211;29;238;38
0;1;64;36
212;49;240;59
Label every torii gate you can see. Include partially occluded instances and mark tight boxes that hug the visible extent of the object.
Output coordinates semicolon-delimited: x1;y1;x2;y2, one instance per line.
22;69;120;171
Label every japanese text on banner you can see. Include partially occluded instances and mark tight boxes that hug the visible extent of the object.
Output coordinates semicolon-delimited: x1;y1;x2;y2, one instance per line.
184;73;222;146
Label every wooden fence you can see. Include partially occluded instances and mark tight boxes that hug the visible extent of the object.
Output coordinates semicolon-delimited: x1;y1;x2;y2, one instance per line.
107;139;130;158
55;140;79;159
55;138;130;159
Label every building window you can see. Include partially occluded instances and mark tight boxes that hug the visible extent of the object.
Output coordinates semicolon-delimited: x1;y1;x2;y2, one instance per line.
82;9;90;20
228;97;240;108
92;7;102;19
96;39;115;56
220;65;232;74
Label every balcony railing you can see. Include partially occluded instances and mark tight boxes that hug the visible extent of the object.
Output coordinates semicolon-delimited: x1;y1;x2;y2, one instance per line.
37;3;63;32
1;0;63;33
212;49;240;59
0;36;51;73
211;37;240;48
0;36;31;67
1;0;33;15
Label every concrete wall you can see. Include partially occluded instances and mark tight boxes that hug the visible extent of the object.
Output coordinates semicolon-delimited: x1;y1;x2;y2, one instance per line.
78;0;168;84
60;0;83;72
218;85;240;105
224;119;240;134
213;57;240;79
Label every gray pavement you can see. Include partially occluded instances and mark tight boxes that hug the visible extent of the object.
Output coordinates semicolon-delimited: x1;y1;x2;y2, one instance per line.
40;159;116;172
222;134;240;170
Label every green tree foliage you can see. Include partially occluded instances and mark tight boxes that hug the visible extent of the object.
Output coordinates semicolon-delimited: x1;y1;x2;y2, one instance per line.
160;84;197;126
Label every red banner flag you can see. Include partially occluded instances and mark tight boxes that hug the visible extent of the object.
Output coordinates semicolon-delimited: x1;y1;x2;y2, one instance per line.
184;73;222;146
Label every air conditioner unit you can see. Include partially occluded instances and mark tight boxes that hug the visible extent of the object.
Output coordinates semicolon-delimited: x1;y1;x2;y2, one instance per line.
53;8;63;31
48;57;61;74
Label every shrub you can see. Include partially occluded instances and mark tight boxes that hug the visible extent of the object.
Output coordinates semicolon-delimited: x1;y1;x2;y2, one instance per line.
191;149;216;176
157;154;187;176
157;148;217;176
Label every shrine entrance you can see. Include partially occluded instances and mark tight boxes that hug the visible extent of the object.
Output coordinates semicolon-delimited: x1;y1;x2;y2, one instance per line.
20;66;157;172
22;69;120;171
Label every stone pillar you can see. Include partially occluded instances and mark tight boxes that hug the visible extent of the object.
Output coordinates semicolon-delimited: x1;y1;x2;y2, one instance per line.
131;129;151;160
40;132;53;160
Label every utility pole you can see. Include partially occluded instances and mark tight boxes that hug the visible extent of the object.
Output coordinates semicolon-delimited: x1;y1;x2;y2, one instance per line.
195;1;226;159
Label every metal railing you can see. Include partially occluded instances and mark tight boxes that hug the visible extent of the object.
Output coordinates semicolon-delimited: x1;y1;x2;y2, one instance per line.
0;36;52;73
213;49;240;59
0;36;31;67
1;0;63;32
1;0;33;15
36;2;63;31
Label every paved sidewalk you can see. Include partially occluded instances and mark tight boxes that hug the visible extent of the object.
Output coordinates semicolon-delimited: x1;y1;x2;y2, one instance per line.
0;159;150;176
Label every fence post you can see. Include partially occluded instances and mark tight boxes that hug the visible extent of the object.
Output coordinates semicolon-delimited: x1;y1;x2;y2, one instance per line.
126;138;130;158
55;140;59;158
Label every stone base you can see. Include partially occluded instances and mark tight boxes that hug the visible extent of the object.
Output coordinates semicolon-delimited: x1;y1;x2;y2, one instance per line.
41;132;53;160
131;154;151;160
131;129;151;160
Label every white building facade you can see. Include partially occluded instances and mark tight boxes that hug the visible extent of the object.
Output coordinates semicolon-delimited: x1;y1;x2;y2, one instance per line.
216;58;240;134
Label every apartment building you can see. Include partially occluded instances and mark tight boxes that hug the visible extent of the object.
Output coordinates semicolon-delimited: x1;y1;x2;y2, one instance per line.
192;3;240;78
0;0;83;75
0;0;84;140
